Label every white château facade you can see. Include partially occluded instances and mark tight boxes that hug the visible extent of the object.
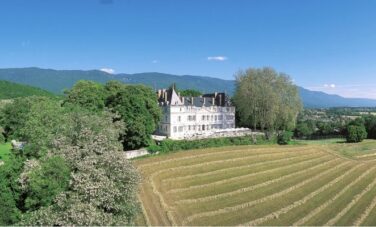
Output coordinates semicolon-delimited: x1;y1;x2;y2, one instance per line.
156;86;236;139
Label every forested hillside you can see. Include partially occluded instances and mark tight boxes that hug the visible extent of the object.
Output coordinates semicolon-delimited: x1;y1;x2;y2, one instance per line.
1;67;376;108
0;80;54;99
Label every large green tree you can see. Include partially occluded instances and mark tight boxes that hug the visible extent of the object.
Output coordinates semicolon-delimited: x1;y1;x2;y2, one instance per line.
64;80;161;150
106;84;161;149
20;110;140;225
63;80;107;111
233;67;302;132
0;93;142;225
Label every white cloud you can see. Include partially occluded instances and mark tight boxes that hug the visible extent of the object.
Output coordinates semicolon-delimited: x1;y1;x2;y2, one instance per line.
307;84;376;99
152;60;158;64
324;84;336;88
207;56;228;61
99;68;115;74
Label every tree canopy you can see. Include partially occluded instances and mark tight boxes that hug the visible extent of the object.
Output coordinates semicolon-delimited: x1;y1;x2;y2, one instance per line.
0;85;142;225
233;67;302;132
64;80;161;149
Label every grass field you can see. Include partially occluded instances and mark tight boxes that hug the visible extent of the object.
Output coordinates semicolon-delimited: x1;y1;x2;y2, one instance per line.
0;143;11;165
135;140;376;226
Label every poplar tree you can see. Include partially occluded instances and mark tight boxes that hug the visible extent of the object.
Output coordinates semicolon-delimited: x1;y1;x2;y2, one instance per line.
233;67;302;132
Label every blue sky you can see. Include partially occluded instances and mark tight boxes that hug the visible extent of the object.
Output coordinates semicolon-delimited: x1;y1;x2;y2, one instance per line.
1;0;376;98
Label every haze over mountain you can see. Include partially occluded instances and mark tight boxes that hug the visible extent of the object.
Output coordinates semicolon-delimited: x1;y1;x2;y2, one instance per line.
0;67;375;108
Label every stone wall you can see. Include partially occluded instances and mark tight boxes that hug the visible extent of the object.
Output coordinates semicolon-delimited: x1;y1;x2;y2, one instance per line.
124;149;149;159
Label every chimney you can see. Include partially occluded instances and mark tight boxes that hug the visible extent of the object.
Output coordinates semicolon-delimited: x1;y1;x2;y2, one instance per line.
203;97;206;106
157;89;162;99
219;94;222;106
164;91;167;103
191;97;194;106
212;97;215;106
182;97;185;104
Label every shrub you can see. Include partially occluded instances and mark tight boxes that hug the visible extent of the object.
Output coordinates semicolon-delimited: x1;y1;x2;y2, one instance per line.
277;131;293;145
346;125;367;143
0;132;5;144
147;135;271;154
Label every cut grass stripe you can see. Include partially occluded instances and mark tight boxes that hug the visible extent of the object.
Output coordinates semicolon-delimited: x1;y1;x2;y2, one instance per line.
149;150;319;186
158;150;319;182
167;154;328;193
353;192;376;226
325;174;376;226
176;156;335;204
162;151;320;184
171;156;328;193
293;165;376;226
181;160;349;225
138;146;314;169
241;164;362;226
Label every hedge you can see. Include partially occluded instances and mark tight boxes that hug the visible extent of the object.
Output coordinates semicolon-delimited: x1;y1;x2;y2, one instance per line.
147;134;275;154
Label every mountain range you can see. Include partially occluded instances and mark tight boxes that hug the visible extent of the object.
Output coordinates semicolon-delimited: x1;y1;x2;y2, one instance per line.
0;67;375;108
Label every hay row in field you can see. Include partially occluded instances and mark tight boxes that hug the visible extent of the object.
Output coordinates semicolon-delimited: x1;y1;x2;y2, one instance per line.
294;165;376;226
354;190;376;226
181;161;349;225
162;151;320;184
147;148;315;187
176;157;336;204
241;164;361;226
136;143;376;226
138;146;311;169
325;175;376;225
167;153;325;193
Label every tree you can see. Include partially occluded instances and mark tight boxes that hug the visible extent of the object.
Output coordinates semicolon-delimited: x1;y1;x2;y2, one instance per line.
295;122;315;138
106;85;161;149
21;156;70;211
277;131;293;145
20;110;140;225
346;125;367;143
17;98;66;158
0;96;50;139
63;80;107;111
0;93;142;225
0;152;24;225
0;127;5;143
233;67;302;132
64;81;162;150
363;115;376;139
179;89;202;97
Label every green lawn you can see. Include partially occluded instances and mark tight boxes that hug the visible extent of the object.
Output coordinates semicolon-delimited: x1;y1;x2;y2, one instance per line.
0;143;12;165
293;138;346;145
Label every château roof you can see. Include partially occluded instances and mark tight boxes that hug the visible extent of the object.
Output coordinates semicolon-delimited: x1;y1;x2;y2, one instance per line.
157;86;231;107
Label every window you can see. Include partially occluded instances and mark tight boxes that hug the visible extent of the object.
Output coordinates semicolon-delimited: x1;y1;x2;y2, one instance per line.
202;125;205;131
178;116;181;122
215;115;217;121
202;115;205;121
173;126;177;133
188;125;191;131
178;126;183;132
226;115;234;120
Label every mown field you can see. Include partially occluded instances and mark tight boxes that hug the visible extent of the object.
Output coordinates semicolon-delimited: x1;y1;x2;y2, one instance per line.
135;140;376;226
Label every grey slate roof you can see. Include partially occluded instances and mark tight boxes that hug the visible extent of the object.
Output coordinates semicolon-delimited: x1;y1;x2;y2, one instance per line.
157;87;231;107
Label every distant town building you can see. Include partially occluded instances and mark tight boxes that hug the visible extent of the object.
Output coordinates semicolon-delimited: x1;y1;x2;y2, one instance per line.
155;86;236;139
